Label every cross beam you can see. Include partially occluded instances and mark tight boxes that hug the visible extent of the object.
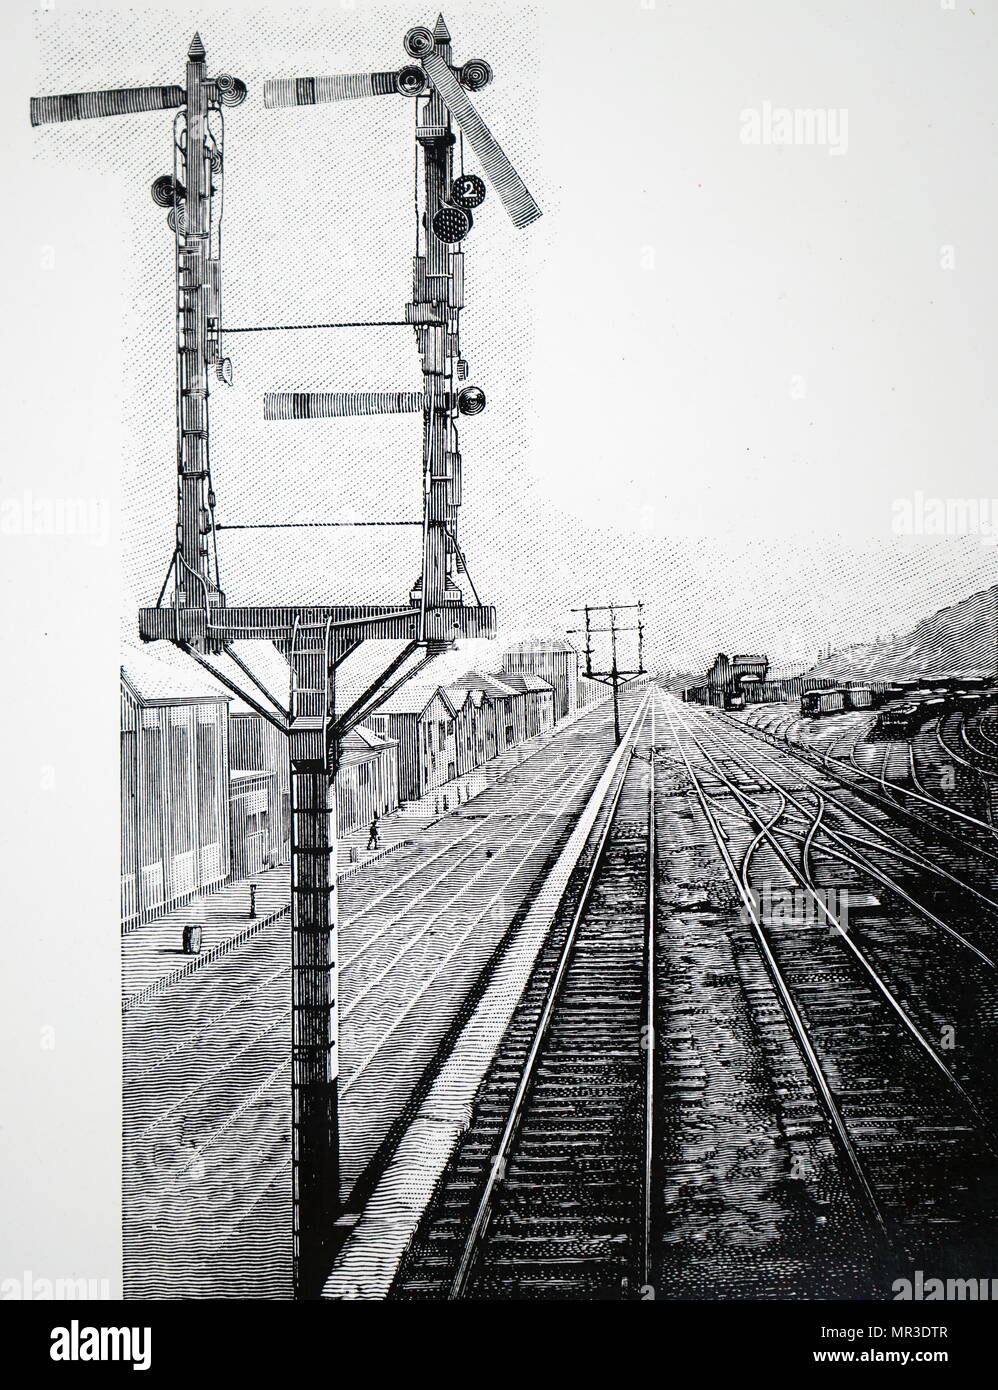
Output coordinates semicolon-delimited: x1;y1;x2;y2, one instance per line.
570;602;646;744
139;601;496;653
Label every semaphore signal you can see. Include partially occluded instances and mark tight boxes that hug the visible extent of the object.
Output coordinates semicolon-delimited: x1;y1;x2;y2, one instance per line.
31;15;540;1301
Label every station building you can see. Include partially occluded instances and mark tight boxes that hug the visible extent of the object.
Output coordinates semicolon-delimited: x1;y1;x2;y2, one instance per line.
122;630;605;926
501;638;580;722
369;684;460;802
227;709;291;881
121;643;231;930
448;671;521;760
705;652;771;703
441;684;482;778
122;642;400;926
497;670;556;739
335;723;400;832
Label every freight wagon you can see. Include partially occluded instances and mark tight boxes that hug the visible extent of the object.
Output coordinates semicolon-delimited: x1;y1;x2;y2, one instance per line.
800;688;847;717
873;702;924;740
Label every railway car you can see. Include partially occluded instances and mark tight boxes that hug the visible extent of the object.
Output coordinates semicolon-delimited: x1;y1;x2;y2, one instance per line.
873;702;923;740
917;700;950;722
956;692;984;715
800;687;846;717
845;686;875;710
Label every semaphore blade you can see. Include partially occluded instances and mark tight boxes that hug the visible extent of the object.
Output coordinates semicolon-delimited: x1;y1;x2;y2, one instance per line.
30;85;185;126
264;73;399;107
420;49;541;229
264;391;426;420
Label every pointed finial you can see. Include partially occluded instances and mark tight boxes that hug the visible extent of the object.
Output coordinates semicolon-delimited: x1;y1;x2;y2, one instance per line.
188;32;206;62
433;14;451;43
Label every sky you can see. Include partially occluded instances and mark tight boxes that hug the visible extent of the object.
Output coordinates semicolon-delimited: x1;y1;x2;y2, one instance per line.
14;0;998;677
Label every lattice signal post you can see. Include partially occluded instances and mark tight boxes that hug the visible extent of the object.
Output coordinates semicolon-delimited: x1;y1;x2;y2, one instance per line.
32;33;247;611
33;16;540;1299
569;603;646;744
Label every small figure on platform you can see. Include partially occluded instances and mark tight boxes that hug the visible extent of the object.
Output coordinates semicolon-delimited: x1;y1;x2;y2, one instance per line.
366;814;381;852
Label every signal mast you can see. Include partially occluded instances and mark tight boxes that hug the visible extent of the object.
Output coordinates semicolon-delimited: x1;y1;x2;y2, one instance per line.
263;13;541;635
34;16;541;1300
254;14;540;1296
32;34;247;612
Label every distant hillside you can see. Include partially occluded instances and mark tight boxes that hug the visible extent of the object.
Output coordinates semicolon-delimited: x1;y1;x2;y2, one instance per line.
661;672;704;694
808;585;998;682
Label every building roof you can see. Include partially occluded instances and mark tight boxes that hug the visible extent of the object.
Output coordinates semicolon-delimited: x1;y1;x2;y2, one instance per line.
503;638;578;657
441;684;476;709
343;723;398;751
121;641;231;706
498;671;554;693
374;683;457;717
732;654;768;664
450;671;519;700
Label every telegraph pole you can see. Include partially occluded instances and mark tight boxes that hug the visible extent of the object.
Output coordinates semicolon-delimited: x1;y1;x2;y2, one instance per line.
570;602;646;744
609;604;621;743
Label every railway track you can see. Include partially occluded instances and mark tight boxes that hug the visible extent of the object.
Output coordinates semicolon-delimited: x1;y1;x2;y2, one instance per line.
395;694;657;1299
739;700;998;864
392;688;998;1300
668;699;998;1272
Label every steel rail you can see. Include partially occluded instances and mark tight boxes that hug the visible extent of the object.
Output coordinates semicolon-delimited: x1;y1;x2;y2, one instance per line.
704;712;998;915
674;703;996;1144
960;716;998;769
660;698;893;1246
640;696;657;1291
723;705;998;864
448;692;654;1299
686;710;998;964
